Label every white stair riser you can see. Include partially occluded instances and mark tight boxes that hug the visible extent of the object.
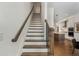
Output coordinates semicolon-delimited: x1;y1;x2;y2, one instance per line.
29;27;43;28
31;20;40;21
25;37;44;40
31;22;41;24
28;30;43;32
30;24;43;26
24;42;46;45
29;28;43;29
31;20;41;22
22;49;48;52
31;22;42;23
31;23;42;25
27;33;44;35
31;23;42;24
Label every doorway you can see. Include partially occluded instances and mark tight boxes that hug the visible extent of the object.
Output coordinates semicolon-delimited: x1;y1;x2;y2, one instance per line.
33;2;41;14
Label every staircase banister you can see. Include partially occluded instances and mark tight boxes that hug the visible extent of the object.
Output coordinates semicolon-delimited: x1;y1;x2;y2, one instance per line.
45;19;54;55
12;6;34;42
45;20;50;30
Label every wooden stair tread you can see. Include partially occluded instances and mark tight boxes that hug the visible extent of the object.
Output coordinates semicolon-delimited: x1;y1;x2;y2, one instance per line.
31;23;42;25
23;45;47;48
28;30;43;31
27;33;44;35
29;28;43;30
21;52;48;56
25;40;47;42
30;25;43;26
26;35;44;37
30;26;43;27
25;37;44;40
27;31;43;33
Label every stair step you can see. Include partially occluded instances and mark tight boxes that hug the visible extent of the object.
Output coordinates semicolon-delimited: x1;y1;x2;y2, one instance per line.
29;26;43;29
30;23;43;26
31;22;41;23
27;31;44;33
26;35;44;37
28;30;43;32
27;33;44;35
30;24;43;25
32;19;40;21
31;20;40;21
31;24;42;25
28;28;43;30
31;22;42;24
31;20;41;22
25;40;47;42
23;45;46;48
30;25;43;27
30;24;43;26
31;21;41;22
22;48;48;52
30;26;43;27
24;42;46;45
21;52;48;56
31;23;42;25
25;37;44;40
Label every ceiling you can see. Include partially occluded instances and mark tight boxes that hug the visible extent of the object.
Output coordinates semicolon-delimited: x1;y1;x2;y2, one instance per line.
47;2;79;22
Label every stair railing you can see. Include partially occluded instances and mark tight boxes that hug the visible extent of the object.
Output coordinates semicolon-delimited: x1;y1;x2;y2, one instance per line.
45;20;50;55
45;20;54;55
12;6;34;42
45;20;49;45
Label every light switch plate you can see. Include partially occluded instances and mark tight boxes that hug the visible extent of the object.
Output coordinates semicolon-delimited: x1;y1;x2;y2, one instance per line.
0;33;3;41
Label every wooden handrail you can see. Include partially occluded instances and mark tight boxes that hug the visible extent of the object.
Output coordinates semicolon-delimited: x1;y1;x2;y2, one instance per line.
45;20;50;30
45;20;50;41
45;20;50;55
12;6;34;42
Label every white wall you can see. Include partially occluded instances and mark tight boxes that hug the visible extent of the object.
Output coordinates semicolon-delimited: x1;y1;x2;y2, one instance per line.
47;5;54;28
41;2;55;28
0;2;32;56
41;2;46;22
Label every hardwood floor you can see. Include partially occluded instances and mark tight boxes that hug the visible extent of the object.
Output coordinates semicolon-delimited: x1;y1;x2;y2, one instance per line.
54;39;73;56
48;30;73;56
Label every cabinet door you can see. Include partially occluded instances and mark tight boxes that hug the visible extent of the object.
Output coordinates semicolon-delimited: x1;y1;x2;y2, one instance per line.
54;33;59;41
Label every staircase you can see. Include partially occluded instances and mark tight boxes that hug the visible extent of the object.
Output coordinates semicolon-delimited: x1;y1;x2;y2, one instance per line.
21;14;48;56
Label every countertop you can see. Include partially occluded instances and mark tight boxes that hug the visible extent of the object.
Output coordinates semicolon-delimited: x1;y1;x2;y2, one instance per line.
54;32;65;34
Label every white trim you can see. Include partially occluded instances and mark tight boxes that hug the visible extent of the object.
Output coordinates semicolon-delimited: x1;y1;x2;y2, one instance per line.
24;42;46;45
22;48;48;52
